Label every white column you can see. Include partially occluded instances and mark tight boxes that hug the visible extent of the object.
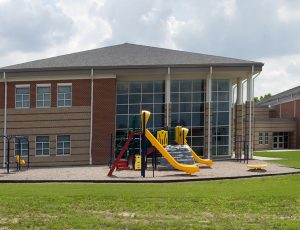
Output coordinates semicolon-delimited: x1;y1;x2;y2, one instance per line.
89;69;94;165
247;68;254;159
236;77;242;105
165;67;171;127
228;79;233;158
3;72;7;167
206;67;212;159
247;76;253;101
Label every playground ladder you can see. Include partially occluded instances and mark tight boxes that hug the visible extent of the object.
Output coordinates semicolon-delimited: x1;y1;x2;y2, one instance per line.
107;132;138;176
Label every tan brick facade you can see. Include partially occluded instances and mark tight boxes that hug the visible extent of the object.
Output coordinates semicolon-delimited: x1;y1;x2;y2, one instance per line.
0;78;117;167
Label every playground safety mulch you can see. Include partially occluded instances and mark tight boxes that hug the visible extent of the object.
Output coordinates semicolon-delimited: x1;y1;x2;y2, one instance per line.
0;160;299;183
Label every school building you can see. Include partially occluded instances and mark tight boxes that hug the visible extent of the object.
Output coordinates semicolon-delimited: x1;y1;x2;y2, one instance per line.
0;43;263;167
254;86;300;151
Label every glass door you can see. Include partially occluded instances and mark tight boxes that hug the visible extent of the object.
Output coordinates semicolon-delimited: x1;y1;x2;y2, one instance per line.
272;132;288;149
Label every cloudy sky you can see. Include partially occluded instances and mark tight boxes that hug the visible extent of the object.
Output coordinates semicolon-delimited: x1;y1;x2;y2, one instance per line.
0;0;300;97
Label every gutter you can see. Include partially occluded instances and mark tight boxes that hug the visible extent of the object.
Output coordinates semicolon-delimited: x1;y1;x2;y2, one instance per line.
89;69;94;165
0;63;264;73
3;72;7;167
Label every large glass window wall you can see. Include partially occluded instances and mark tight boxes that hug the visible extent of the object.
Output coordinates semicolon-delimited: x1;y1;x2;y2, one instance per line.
170;80;205;155
116;80;165;133
211;79;230;156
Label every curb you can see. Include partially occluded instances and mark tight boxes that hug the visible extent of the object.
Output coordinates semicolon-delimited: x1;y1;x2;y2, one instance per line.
0;171;299;184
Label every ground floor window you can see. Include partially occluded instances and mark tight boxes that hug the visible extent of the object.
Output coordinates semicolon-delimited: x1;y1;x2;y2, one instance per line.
57;135;71;155
170;79;205;154
36;136;50;156
15;136;29;157
211;79;230;156
259;132;269;145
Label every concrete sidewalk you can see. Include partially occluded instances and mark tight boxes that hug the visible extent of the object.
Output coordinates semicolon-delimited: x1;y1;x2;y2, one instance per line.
253;156;284;161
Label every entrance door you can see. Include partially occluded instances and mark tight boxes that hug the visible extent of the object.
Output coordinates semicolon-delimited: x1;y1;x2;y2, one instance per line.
272;132;288;149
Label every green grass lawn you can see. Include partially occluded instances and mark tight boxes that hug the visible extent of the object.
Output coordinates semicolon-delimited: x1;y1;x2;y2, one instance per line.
254;150;300;168
0;175;300;229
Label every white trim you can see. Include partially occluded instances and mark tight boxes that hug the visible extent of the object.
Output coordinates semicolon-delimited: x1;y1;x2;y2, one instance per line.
36;83;51;87
89;69;94;165
57;82;72;86
2;74;116;82
15;84;30;88
3;72;7;167
56;135;71;156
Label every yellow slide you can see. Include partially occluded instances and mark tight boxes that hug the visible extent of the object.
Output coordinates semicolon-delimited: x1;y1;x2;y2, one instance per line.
191;150;213;167
177;126;213;167
145;129;199;175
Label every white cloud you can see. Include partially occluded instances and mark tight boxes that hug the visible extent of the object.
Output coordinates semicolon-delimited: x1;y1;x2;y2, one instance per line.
255;54;300;97
278;4;300;22
0;0;300;99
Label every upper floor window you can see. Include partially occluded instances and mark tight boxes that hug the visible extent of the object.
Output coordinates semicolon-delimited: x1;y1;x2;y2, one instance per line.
57;83;72;107
15;85;30;108
36;84;51;108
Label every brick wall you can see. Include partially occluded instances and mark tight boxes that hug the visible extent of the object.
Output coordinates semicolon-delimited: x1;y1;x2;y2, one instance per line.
0;82;4;109
7;80;91;108
91;78;116;164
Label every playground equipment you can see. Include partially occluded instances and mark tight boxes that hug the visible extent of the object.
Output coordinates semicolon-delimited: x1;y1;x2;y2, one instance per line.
175;126;213;167
141;110;199;176
1;135;30;173
247;164;267;171
107;111;200;177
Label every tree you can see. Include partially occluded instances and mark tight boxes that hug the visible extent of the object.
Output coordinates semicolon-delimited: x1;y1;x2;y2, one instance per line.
254;93;272;103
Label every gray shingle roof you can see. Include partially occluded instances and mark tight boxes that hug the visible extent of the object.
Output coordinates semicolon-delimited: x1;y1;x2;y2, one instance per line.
256;86;300;107
1;43;263;71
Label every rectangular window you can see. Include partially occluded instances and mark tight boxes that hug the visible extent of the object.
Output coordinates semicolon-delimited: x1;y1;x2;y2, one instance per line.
259;133;263;145
211;79;230;156
15;85;30;108
57;135;71;155
36;84;51;108
57;84;72;107
36;136;50;156
265;133;269;145
15;136;29;157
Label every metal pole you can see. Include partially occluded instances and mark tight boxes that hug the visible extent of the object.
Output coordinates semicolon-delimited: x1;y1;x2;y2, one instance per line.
27;137;30;169
18;139;21;171
141;112;146;177
109;133;113;168
7;138;10;173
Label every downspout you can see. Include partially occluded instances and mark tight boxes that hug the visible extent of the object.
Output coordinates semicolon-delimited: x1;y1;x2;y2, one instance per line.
241;79;247;149
228;79;233;158
89;69;94;165
248;66;254;159
3;72;7;168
